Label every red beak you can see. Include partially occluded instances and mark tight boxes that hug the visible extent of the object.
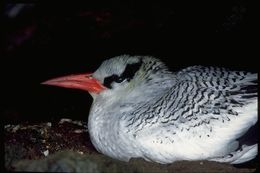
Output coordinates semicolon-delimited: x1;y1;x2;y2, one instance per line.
41;73;106;93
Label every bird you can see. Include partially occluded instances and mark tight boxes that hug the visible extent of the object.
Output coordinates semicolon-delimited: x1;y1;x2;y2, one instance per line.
42;55;258;164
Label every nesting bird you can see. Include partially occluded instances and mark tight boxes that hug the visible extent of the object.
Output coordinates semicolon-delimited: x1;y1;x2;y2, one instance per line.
42;55;257;164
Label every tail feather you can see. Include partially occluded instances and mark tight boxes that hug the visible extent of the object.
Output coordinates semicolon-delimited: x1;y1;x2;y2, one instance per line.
209;144;258;164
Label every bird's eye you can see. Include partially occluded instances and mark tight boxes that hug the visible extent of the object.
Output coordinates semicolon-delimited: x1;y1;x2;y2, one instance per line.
103;60;143;89
103;74;125;89
115;77;125;83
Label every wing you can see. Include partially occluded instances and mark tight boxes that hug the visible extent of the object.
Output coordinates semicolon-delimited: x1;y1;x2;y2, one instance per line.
123;66;257;163
172;65;257;125
124;65;257;135
161;66;258;138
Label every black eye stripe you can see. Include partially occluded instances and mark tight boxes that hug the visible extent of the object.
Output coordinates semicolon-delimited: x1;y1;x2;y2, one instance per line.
103;60;143;89
120;60;142;81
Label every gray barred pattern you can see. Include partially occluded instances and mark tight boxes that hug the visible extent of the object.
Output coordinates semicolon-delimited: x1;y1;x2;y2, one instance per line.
123;66;257;135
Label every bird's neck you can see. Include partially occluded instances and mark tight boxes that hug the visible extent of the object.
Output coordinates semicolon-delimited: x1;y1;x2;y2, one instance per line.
137;73;176;98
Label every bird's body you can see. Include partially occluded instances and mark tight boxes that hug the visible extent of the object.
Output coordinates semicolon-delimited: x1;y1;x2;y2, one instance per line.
43;55;258;164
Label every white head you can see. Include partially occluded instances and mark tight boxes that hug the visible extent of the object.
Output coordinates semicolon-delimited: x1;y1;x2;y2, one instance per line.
42;55;173;100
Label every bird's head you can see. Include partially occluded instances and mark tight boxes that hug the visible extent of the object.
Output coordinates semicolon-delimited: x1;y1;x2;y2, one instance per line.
42;55;172;99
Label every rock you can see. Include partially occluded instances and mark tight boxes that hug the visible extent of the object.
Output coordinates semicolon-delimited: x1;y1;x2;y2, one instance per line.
4;119;257;173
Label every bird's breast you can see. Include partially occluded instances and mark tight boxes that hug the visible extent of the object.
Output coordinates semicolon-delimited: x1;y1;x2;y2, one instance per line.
87;103;141;161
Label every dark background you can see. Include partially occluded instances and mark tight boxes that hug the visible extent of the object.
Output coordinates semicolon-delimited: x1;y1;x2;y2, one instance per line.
2;1;257;124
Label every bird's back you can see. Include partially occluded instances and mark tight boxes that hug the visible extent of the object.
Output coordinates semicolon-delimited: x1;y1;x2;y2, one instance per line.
121;66;257;164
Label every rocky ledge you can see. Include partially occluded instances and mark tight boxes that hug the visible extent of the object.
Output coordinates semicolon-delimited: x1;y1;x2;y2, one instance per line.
4;119;257;173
